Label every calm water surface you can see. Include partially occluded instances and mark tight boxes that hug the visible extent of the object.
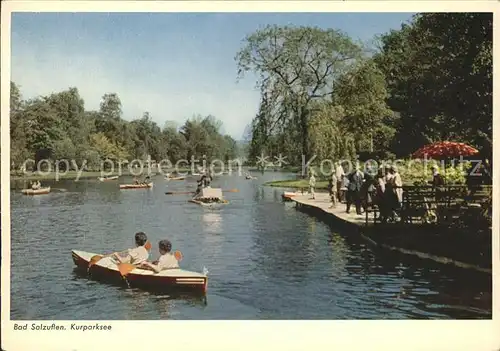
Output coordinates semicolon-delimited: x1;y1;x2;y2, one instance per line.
10;172;491;319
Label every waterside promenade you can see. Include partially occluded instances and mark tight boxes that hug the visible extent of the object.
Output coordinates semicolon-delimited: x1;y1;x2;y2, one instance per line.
291;193;492;274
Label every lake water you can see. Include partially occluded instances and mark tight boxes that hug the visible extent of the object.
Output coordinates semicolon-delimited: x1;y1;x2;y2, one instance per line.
9;172;491;319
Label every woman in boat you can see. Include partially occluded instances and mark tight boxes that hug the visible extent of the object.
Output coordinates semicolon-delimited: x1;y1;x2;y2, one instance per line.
133;177;140;185
142;240;179;273
112;232;150;265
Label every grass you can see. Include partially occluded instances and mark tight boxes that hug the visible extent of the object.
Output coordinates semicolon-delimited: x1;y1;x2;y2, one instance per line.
265;179;329;190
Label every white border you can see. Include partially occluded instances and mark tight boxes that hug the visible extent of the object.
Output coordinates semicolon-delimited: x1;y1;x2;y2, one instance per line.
1;2;499;351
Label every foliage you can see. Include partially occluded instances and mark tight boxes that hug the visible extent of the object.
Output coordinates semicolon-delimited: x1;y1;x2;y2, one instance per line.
241;14;492;168
9;85;238;171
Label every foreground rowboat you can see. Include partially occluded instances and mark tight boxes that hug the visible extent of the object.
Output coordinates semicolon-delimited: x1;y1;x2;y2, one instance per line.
119;183;154;189
72;250;208;294
21;187;51;195
282;191;307;201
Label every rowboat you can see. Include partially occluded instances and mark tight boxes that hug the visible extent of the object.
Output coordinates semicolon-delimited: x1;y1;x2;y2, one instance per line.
98;176;119;181
282;191;307;201
190;188;229;207
245;175;257;180
21;187;51;195
71;250;207;294
166;176;186;181
119;183;154;189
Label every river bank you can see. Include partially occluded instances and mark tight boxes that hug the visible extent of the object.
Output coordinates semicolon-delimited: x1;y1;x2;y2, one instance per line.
290;193;491;273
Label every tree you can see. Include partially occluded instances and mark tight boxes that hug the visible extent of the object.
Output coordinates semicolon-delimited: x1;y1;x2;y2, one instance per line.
236;25;363;160
333;60;395;155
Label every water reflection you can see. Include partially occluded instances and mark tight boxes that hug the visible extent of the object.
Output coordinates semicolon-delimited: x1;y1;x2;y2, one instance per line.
202;212;223;234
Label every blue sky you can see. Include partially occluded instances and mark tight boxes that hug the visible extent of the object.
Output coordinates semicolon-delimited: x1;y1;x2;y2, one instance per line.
11;13;414;139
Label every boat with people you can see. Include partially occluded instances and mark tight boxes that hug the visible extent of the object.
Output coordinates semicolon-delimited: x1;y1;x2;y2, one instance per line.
166;176;186;181
190;187;229;207
245;174;257;180
282;190;307;201
98;176;119;182
22;187;51;195
119;183;154;189
71;250;208;294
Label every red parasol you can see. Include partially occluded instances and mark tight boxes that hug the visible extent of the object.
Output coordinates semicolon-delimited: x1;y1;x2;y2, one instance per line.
412;141;479;159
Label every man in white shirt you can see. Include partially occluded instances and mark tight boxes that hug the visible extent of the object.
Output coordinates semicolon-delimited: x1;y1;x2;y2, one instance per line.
112;232;150;265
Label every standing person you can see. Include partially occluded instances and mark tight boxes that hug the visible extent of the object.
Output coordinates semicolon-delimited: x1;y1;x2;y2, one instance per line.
309;171;316;200
334;162;345;202
390;166;404;212
339;174;349;203
374;169;387;223
328;171;337;208
346;166;364;215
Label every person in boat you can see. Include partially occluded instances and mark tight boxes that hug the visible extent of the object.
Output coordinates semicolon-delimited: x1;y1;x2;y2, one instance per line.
133;176;140;185
143;175;151;185
142;240;179;273
111;232;150;265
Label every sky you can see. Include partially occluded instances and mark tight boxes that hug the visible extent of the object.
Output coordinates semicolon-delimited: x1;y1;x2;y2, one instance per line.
11;12;414;140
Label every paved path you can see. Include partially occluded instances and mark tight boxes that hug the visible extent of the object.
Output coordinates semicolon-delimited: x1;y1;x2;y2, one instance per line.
291;193;373;227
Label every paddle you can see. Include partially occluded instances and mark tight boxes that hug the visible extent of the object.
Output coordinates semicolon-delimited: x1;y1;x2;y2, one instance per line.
165;189;239;195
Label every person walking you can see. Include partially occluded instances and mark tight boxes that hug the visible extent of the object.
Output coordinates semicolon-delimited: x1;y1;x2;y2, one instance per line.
328;171;337;208
309;171;316;200
334;162;345;202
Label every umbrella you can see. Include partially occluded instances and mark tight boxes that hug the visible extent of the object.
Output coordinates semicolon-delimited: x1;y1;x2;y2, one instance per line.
412;141;479;159
412;141;479;186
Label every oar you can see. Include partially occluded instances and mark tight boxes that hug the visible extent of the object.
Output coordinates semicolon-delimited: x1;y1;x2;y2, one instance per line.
165;188;239;195
88;241;153;268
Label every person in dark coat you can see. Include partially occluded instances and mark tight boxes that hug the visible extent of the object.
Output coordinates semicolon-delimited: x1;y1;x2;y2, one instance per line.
346;166;364;215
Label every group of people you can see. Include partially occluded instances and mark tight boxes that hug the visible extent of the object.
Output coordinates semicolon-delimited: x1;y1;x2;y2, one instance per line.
309;163;405;222
133;175;151;185
111;232;179;273
30;181;42;190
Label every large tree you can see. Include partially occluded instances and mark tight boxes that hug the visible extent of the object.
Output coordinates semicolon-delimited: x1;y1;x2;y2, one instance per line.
236;25;363;160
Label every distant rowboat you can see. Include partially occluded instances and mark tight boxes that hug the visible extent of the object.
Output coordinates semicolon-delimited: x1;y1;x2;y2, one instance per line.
166;176;186;181
22;187;51;195
98;176;119;181
119;183;154;190
190;188;229;207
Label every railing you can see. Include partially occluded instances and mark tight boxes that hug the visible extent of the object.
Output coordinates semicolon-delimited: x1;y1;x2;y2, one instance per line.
364;185;492;227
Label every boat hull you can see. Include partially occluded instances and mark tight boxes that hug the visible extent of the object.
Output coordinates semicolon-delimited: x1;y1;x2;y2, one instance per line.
71;250;207;294
98;176;119;181
166;177;186;181
119;183;154;189
21;187;51;195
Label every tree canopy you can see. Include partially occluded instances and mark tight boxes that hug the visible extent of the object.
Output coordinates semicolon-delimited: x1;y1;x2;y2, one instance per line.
239;13;492;166
9;85;239;171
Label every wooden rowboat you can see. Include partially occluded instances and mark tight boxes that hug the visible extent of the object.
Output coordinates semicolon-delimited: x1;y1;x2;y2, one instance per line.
98;176;119;181
189;199;229;207
21;187;51;195
71;250;207;294
166;176;186;181
119;183;154;189
190;188;229;207
245;175;257;180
